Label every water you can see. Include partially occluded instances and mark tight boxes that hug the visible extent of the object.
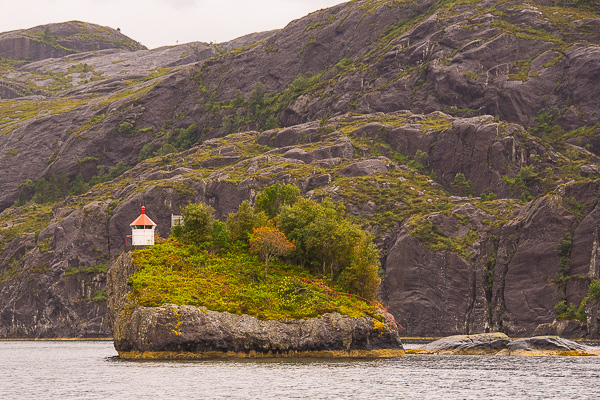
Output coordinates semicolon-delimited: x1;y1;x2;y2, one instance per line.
0;341;598;399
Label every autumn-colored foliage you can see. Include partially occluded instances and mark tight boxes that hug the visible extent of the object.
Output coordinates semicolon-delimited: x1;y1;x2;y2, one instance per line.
249;226;295;278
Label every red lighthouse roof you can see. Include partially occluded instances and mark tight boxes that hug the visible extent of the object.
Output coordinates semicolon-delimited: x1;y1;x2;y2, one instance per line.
130;206;157;226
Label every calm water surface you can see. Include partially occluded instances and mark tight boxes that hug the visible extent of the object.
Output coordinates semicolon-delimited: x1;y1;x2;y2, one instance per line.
0;341;598;399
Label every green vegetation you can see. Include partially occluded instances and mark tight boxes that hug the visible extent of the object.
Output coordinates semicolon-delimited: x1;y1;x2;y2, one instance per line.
130;242;379;320
130;184;384;320
408;215;478;260
255;182;301;218
90;289;107;302
451;173;474;196
14;161;130;206
554;299;586;322
502;166;540;202
64;263;108;277
171;202;216;245
145;123;202;159
0;204;54;253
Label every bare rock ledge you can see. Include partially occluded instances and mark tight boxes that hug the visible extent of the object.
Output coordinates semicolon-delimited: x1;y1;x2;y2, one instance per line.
107;252;405;359
409;333;600;356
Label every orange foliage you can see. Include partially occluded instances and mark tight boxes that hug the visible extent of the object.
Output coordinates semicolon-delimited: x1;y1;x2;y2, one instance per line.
249;226;295;278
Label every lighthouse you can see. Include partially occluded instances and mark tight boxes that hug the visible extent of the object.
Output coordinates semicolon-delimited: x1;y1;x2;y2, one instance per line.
130;206;157;246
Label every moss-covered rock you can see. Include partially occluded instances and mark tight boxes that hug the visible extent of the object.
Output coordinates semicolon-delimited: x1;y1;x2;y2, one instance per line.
107;252;405;359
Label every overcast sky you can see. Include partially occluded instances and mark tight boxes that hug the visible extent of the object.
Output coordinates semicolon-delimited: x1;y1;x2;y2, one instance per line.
1;0;347;49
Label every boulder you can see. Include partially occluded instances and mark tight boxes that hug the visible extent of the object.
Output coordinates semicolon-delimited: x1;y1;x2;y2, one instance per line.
533;319;587;339
500;336;600;356
338;159;388;177
417;332;512;355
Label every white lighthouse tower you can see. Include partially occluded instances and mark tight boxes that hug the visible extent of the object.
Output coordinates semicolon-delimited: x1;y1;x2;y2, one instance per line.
130;206;157;246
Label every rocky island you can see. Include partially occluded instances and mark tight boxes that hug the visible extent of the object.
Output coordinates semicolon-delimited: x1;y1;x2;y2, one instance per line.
106;197;405;359
107;252;404;359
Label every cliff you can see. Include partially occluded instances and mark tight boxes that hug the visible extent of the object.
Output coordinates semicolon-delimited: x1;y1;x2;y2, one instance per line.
1;0;600;339
107;252;405;359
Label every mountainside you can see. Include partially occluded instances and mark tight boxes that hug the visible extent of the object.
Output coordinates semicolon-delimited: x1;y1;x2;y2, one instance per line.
1;0;600;338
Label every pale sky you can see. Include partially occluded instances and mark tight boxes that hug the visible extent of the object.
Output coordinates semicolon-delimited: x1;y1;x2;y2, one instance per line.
1;0;347;49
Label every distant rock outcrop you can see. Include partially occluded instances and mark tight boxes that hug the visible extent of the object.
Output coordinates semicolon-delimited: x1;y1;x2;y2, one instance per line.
107;252;405;359
0;21;145;62
412;333;600;356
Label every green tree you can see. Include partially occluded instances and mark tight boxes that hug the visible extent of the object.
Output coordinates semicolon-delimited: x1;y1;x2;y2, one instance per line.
338;232;381;300
278;198;381;295
451;172;473;196
256;183;301;218
232;90;245;107
138;143;155;162
249;226;295;278
172;202;216;245
588;280;600;302
70;173;88;195
262;115;279;131
15;190;27;206
248;82;265;114
226;200;269;242
279;198;357;278
175;124;198;151
32;177;49;204
117;121;134;135
47;174;61;202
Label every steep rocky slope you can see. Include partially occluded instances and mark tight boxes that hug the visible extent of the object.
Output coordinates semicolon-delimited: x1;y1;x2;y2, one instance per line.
1;0;600;338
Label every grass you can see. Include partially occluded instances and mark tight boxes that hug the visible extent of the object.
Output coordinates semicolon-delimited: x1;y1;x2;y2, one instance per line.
129;242;380;320
64;263;108;277
0;204;54;252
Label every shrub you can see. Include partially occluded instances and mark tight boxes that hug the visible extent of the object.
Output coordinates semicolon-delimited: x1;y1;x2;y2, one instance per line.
171;202;216;245
588;280;600;302
226;200;269;242
256;183;301;218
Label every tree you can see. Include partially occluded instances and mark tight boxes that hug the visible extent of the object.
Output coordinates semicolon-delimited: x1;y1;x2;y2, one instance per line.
226;200;269;242
175;124;198;151
232;90;245;107
278;198;358;278
32;177;49;204
171;202;216;245
256;183;300;218
262;115;279;131
248;82;265;114
451;172;473;196
70;173;88;195
138;143;155;162
249;226;295;278
338;232;381;300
